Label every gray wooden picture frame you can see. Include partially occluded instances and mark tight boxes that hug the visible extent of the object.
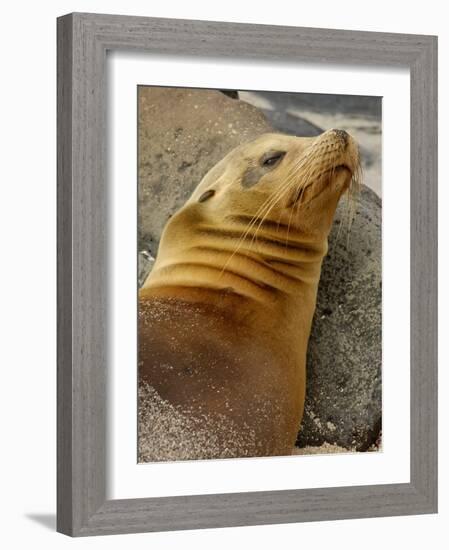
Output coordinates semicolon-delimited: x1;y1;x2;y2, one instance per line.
57;12;438;537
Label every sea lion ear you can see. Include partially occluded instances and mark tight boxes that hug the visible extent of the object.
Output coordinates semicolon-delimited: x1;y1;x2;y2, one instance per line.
198;189;215;202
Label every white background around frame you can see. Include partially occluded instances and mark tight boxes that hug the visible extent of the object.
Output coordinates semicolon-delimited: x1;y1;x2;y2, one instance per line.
108;53;410;500
1;1;446;549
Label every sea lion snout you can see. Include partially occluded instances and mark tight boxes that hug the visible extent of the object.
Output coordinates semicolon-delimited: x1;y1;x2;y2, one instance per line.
317;128;360;178
331;128;349;147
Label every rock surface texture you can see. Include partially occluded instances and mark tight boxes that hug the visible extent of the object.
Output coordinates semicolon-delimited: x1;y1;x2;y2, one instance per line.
296;186;382;451
138;87;382;453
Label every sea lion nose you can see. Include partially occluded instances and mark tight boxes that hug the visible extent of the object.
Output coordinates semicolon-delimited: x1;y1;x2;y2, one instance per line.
332;129;349;147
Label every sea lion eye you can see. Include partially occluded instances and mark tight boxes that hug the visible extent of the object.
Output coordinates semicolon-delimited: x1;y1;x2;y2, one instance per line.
198;189;215;202
262;151;286;167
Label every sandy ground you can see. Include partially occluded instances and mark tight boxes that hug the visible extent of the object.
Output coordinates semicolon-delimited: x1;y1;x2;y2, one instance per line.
139;381;379;462
293;443;354;455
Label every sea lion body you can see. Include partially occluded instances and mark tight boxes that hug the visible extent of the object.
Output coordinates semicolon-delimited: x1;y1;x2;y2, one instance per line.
139;130;360;460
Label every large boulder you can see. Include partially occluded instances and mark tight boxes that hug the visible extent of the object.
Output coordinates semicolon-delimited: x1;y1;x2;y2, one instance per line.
296;185;382;451
138;88;382;451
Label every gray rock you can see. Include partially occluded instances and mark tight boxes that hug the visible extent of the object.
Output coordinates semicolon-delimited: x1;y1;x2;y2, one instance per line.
246;90;382;118
138;87;382;451
260;108;323;137
297;186;382;450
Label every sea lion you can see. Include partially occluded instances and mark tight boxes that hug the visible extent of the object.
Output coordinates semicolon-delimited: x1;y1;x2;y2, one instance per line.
138;129;360;461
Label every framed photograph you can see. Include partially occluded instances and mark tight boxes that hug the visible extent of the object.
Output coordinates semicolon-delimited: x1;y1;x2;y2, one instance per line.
57;12;437;536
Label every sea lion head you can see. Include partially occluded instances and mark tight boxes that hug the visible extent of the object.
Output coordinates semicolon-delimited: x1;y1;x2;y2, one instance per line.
188;129;360;239
144;130;360;300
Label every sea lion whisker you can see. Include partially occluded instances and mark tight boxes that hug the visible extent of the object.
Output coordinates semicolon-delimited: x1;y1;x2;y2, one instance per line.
220;188;287;272
272;156;319;236
248;158;313;249
285;166;316;246
332;156;361;249
286;177;308;245
285;204;295;248
248;182;297;252
245;192;290;255
221;172;299;271
345;163;362;245
227;191;283;252
218;206;277;274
